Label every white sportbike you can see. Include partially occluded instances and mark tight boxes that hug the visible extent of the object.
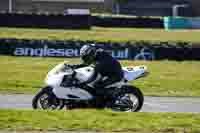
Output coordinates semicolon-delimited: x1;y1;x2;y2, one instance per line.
32;63;148;112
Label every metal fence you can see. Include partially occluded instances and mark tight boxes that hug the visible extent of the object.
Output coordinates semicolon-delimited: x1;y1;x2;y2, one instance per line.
0;0;108;14
0;0;199;16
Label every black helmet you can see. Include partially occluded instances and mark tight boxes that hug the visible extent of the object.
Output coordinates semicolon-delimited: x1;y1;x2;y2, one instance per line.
80;44;96;65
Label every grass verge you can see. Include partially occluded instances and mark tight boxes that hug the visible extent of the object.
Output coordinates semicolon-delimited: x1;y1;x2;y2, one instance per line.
1;56;200;97
0;27;200;43
0;109;199;133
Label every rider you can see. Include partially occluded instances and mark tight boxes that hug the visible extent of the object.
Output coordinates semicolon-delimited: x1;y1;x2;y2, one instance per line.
66;44;124;96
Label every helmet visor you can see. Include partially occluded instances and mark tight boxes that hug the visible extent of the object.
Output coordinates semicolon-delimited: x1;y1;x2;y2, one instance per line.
81;55;94;65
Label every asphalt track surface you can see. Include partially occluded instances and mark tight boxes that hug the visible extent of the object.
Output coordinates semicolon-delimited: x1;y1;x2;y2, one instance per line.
0;94;200;113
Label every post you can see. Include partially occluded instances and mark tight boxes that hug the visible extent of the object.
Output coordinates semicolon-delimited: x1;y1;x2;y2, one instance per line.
115;2;120;14
172;4;188;17
9;0;12;13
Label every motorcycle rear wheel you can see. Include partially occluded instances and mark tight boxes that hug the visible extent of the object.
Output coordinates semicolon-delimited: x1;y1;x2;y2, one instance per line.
32;86;64;110
111;85;144;112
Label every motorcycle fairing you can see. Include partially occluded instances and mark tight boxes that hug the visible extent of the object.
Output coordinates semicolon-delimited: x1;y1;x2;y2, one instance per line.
52;86;93;100
44;65;148;100
45;67;94;100
75;67;95;83
123;65;148;81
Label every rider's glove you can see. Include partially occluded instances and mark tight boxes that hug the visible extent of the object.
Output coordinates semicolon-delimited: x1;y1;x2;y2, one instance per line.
65;64;86;69
64;64;75;69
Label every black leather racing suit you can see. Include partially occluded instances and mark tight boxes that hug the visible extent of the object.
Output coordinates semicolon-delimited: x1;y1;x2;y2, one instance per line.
67;49;124;89
93;49;124;88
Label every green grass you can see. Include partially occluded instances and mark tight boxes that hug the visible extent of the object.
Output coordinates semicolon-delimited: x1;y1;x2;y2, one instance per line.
1;27;200;43
1;56;200;97
0;109;199;133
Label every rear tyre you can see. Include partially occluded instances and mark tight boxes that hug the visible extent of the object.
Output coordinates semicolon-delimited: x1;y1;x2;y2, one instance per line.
111;85;144;112
32;86;64;110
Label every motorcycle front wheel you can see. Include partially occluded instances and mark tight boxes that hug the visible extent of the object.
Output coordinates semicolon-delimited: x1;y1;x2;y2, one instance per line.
32;86;64;110
111;85;144;112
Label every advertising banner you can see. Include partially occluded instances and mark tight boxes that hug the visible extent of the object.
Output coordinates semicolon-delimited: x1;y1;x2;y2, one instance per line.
0;39;156;60
1;39;200;60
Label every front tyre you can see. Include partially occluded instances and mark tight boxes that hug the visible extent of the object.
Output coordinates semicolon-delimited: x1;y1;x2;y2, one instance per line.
32;86;64;110
111;86;144;112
